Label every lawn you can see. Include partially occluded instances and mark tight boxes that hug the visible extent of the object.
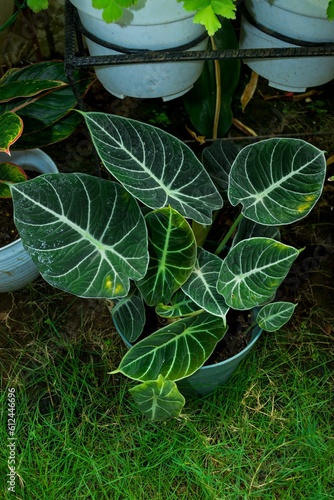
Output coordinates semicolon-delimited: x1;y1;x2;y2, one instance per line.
1;277;333;499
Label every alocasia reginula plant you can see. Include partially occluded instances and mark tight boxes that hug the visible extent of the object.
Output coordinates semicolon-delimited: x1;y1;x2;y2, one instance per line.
8;112;326;420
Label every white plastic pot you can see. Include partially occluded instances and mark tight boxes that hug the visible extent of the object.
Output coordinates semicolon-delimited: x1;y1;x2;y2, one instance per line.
0;149;58;293
240;0;334;92
69;0;208;101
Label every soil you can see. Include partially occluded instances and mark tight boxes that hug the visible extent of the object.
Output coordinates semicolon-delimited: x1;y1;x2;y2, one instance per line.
0;199;18;246
1;66;334;370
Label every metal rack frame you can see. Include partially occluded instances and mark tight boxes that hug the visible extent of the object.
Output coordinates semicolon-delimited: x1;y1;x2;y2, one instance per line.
64;0;334;108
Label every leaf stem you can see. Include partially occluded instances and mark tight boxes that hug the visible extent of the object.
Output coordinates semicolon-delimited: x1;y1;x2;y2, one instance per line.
211;36;221;140
214;212;243;256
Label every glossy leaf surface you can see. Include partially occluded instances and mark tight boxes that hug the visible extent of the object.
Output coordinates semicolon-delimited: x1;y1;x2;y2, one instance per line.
0;112;23;153
129;375;185;421
182;247;229;318
256;302;297;332
229;138;326;225
137;207;197;306
0;62;95;148
114;312;227;381
156;289;201;319
0;80;66;103
218;238;300;310
111;286;146;343
0;161;27;198
83;112;222;224
11;173;148;298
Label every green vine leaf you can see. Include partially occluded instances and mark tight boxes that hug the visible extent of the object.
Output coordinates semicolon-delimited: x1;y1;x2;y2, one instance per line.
181;0;236;35
27;0;49;12
92;0;136;23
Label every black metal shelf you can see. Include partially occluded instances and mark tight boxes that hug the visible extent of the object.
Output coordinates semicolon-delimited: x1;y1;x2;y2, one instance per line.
64;0;334;107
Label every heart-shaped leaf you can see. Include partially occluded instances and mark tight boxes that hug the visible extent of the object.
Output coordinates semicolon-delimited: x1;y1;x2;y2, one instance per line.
256;302;297;332
129;374;185;421
11;173;148;298
113;312;227;382
83;112;223;224
182;247;229;318
218;237;300;310
228;138;326;225
136;207;197;306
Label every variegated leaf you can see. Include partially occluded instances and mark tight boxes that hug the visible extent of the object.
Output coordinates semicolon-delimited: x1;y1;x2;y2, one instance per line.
113;312;227;382
218;237;300;310
202;139;240;196
156;289;201;318
111;286;146;343
137;207;197;306
82;112;223;224
182;247;229;319
129;375;185;420
233;217;280;246
229;138;326;225
0;112;23;154
256;302;297;332
11;173;148;298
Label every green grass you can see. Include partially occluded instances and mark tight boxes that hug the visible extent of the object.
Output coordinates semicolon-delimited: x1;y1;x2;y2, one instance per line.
0;283;334;499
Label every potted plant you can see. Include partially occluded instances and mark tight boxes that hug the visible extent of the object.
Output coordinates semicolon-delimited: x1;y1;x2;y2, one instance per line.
0;60;94;292
7;111;326;419
28;0;238;100
239;0;334;92
0;147;58;292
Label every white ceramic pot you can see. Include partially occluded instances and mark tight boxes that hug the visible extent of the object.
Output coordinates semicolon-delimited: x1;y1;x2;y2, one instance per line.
69;0;208;101
240;0;334;92
0;149;58;293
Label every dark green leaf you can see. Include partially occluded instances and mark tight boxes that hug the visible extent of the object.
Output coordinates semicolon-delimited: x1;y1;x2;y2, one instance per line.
129;375;185;420
218;237;300;310
11;173;148;298
137;207;197;306
229;138;327;225
83;112;223;224
113;312;227;381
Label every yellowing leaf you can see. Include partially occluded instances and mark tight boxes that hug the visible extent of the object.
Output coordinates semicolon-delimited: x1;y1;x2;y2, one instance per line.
241;71;258;112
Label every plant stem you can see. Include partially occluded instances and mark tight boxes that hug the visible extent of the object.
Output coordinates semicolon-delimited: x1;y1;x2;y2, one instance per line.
211;36;221;140
214;212;243;256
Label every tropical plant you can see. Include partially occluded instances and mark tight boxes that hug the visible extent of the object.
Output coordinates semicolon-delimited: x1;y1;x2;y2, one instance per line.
27;0;237;36
0;60;94;251
7;112;326;420
0;60;94;153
